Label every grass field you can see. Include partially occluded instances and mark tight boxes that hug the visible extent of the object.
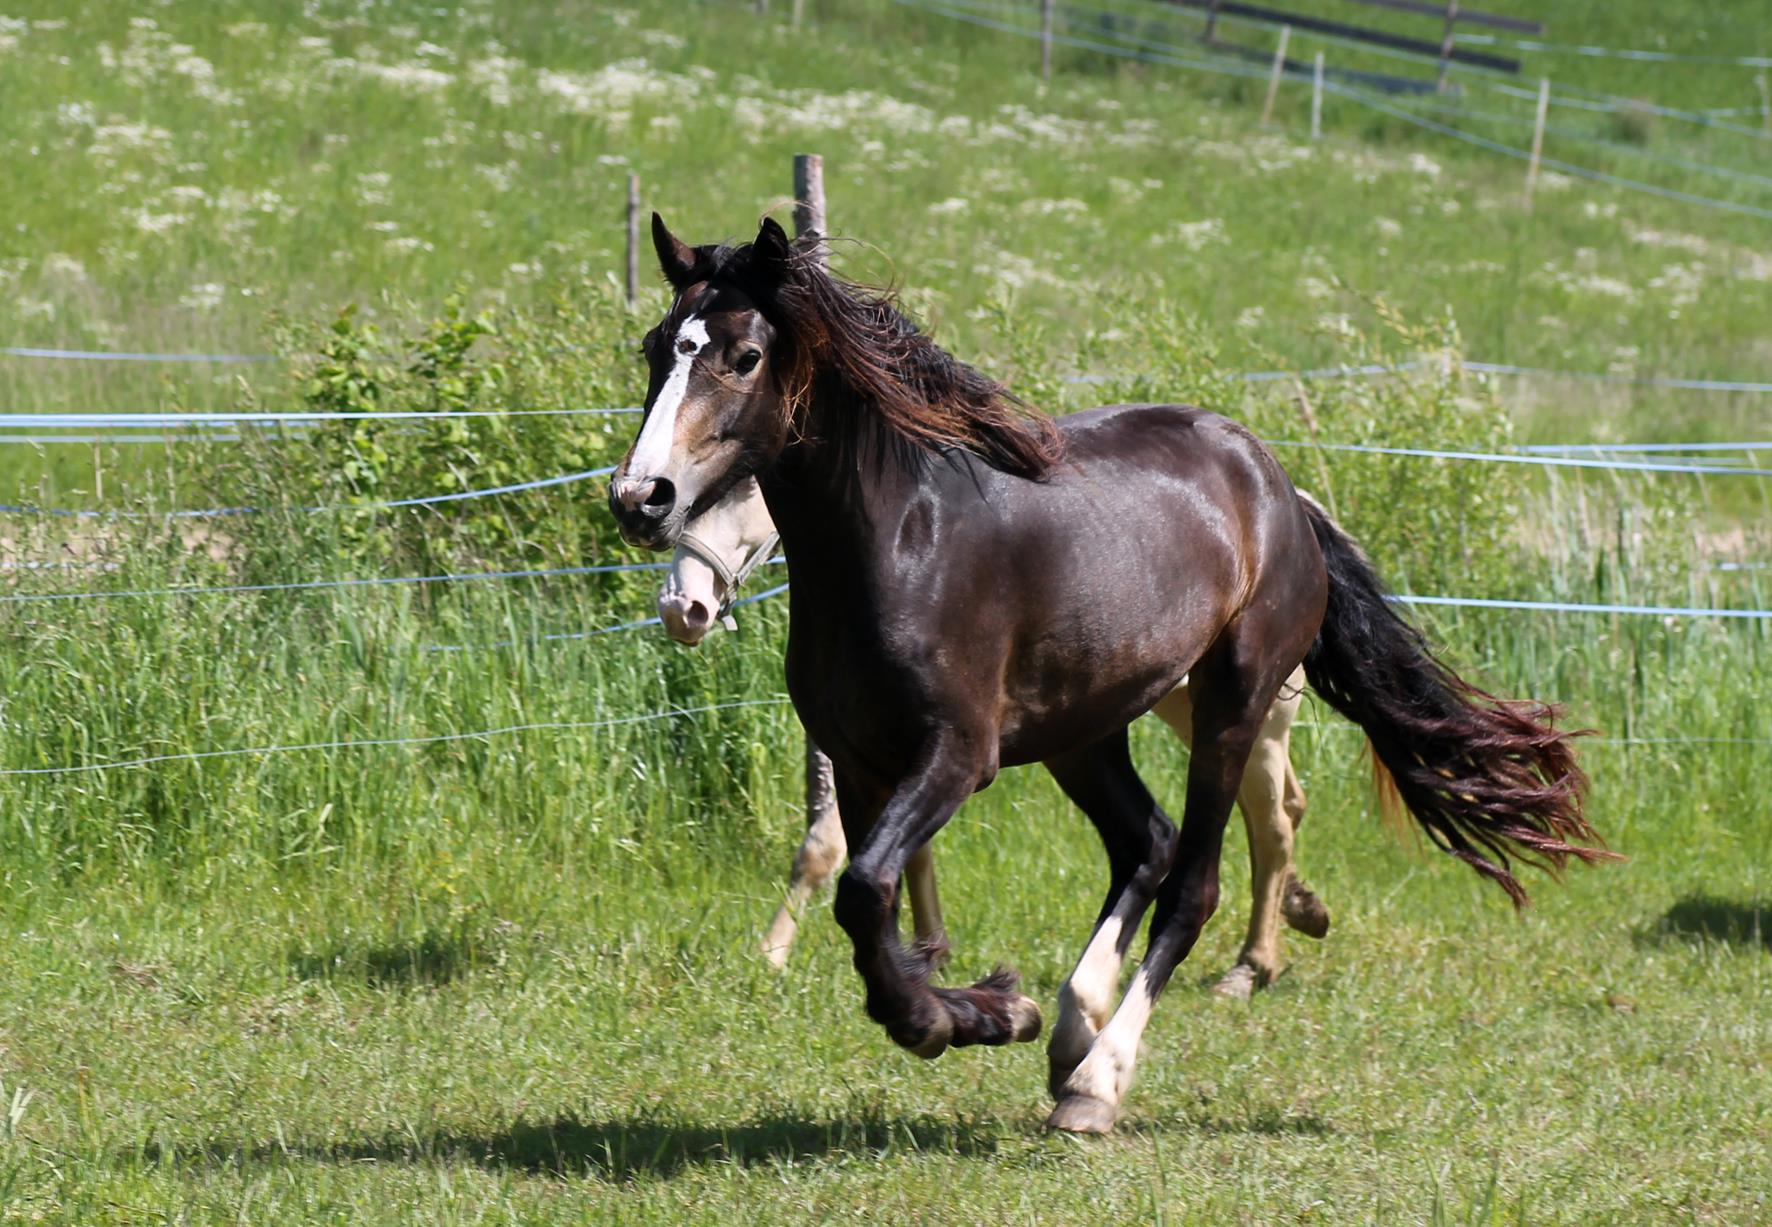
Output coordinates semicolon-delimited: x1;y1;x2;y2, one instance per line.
1;0;1769;1223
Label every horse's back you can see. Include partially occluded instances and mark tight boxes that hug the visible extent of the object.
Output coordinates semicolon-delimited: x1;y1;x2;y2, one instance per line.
929;403;1322;763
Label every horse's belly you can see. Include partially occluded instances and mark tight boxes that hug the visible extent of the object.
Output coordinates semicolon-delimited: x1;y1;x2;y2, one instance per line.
993;619;1213;766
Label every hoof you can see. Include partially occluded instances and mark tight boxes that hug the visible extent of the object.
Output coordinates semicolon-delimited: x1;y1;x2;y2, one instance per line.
1047;1093;1119;1135
762;942;791;971
1211;962;1261;1001
1282;881;1331;940
1007;994;1043;1044
896;1009;955;1061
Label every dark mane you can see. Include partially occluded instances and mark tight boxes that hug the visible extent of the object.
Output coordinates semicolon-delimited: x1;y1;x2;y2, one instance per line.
694;236;1064;479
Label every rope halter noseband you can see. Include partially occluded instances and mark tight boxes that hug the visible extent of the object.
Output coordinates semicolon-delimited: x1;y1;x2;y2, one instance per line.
673;529;781;631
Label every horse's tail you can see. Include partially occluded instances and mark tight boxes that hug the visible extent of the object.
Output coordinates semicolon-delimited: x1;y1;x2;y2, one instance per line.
1297;496;1615;905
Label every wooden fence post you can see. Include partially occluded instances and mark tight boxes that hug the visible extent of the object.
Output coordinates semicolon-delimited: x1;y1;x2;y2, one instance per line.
1311;52;1324;140
1041;0;1054;82
1523;76;1550;207
1203;0;1223;44
792;0;805;27
1435;0;1460;92
625;172;640;306
1260;26;1291;127
793;153;827;266
1757;73;1771;137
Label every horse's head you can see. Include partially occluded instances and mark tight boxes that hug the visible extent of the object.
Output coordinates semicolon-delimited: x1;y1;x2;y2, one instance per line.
657;476;777;646
609;214;797;550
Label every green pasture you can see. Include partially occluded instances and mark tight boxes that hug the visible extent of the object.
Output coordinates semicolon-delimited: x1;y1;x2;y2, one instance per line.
0;0;1769;1223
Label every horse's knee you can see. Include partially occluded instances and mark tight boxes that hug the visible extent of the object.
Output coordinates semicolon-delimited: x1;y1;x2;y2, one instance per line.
833;868;890;939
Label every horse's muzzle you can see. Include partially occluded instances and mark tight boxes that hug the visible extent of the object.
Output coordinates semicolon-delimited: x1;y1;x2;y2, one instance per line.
608;474;680;549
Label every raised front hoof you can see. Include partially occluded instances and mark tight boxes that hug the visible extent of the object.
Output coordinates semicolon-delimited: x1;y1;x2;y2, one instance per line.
1006;994;1043;1044
932;967;1042;1048
1282;882;1331;940
1211;962;1268;1001
1046;1093;1119;1135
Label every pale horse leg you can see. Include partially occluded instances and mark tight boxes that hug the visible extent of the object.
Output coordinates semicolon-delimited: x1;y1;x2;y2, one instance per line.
762;738;947;969
1152;665;1329;1000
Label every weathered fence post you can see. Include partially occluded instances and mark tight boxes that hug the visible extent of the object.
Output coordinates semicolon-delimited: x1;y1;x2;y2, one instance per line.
1435;0;1460;92
1203;0;1223;44
793;153;827;263
1311;51;1324;140
1260;26;1291;127
1523;76;1550;206
1757;73;1771;137
1041;0;1054;82
625;172;640;306
792;0;805;27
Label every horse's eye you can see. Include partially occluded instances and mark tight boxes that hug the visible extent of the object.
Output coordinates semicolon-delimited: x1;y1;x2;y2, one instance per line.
734;350;762;376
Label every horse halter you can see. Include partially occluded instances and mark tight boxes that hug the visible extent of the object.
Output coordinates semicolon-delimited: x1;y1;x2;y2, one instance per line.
673;529;781;631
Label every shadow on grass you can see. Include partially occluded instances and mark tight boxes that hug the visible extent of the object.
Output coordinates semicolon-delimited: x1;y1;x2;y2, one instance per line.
1637;895;1769;952
287;928;490;988
1123;1107;1332;1139
137;1112;1004;1180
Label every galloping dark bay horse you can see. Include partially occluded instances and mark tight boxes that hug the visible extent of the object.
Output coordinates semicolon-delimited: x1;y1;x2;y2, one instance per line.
608;215;1611;1133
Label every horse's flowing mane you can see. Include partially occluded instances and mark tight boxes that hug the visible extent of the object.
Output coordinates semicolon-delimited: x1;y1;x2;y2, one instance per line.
696;236;1064;479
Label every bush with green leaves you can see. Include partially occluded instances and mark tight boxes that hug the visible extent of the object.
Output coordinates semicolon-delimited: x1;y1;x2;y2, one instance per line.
190;285;652;580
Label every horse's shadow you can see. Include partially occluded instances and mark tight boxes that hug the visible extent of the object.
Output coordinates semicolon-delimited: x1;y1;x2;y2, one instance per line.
138;1112;1003;1180
286;928;492;988
1637;895;1770;952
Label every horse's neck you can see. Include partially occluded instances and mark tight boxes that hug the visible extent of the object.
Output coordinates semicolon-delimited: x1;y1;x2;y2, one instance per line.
759;391;906;589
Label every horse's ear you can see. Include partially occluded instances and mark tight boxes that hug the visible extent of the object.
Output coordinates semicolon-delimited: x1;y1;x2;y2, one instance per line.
752;216;793;283
652;213;697;289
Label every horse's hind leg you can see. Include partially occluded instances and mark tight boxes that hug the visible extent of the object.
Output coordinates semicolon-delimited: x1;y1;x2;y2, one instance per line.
762;741;846;969
1279;760;1331;939
1153;667;1317;1000
1210;679;1303;1001
1050;622;1304;1134
1043;730;1179;1102
905;843;950;969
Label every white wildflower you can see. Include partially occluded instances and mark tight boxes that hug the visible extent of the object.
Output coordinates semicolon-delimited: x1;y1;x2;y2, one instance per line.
1152;218;1225;251
1018;198;1091;219
179;282;226;311
928;197;969;215
41;253;89;283
129;208;189;235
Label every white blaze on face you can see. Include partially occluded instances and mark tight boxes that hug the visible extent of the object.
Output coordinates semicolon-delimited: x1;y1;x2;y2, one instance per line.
630;314;711;477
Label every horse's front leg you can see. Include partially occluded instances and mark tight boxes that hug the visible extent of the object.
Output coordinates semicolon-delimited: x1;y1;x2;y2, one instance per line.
833;741;1040;1059
762;740;844;969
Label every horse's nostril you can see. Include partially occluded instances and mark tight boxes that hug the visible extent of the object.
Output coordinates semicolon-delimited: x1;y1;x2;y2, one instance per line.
684;600;711;629
643;478;676;511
